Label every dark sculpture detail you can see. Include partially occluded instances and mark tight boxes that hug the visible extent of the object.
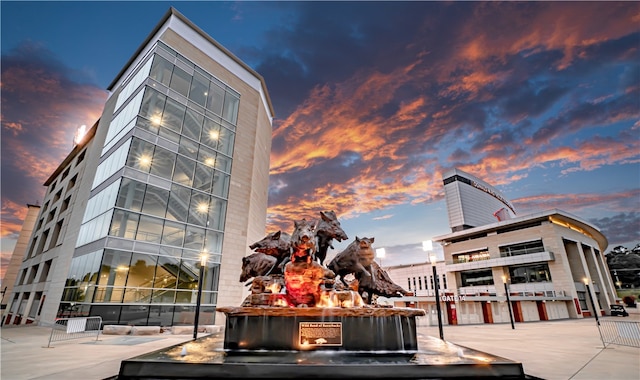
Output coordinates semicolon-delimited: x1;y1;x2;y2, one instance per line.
291;218;317;257
248;230;292;275
314;210;348;265
241;210;408;307
240;252;277;282
327;236;376;285
249;230;292;262
358;260;413;303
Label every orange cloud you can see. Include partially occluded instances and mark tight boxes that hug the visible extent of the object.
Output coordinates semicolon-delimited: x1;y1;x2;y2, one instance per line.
2;121;23;136
513;189;640;216
2;58;107;184
1;44;108;281
267;26;637;231
456;3;640;69
440;69;503;101
453;132;639;191
1;199;29;238
271;63;433;176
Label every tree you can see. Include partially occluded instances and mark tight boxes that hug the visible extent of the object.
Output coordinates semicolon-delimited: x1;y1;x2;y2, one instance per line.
610;245;629;255
606;244;640;288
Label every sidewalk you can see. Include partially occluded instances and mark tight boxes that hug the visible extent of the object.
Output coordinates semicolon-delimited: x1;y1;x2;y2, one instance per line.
426;318;640;380
1;325;195;380
1;317;639;380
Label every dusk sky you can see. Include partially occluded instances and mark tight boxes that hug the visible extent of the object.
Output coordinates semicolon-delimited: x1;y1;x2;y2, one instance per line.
1;1;639;278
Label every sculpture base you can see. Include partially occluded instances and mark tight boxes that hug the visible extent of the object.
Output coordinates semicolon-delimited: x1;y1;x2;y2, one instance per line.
218;306;424;351
117;306;532;379
117;333;530;379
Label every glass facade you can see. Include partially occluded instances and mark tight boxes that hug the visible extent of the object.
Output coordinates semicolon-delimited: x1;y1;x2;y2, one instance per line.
499;240;545;257
509;263;552;284
59;41;237;325
460;269;494;287
453;249;490;264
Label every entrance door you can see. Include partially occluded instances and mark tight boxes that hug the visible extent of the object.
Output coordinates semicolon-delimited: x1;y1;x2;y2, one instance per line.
481;302;493;323
445;303;458;325
536;301;548;321
512;301;523;322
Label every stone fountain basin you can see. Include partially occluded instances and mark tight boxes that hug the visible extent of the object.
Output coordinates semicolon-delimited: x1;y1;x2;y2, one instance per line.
216;306;425;352
117;328;528;379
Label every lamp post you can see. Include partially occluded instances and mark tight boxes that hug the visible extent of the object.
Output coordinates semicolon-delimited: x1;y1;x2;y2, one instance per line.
430;254;444;340
193;252;207;340
502;275;515;329
584;278;605;346
583;278;599;326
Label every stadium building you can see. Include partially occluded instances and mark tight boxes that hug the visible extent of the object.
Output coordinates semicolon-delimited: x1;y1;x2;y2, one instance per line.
386;168;616;326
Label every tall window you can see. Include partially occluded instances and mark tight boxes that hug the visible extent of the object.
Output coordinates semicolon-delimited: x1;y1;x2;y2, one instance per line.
499;240;545;257
509;263;552;284
460;269;493;287
578;291;588;311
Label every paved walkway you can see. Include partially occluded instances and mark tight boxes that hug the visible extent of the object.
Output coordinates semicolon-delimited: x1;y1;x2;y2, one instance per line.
1;326;195;380
423;317;640;380
1;316;638;379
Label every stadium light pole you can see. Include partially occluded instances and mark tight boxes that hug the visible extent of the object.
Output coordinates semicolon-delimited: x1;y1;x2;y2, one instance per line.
193;252;207;340
376;247;386;268
502;275;515;329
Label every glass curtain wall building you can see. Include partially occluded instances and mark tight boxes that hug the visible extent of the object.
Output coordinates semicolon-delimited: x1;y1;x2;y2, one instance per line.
4;7;274;327
65;41;238;325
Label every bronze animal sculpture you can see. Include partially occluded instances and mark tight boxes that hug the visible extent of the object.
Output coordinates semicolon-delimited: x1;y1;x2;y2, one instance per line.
356;260;412;303
240;212;407;306
249;230;292;274
314;210;348;265
240;252;277;282
326;236;376;288
291;218;317;257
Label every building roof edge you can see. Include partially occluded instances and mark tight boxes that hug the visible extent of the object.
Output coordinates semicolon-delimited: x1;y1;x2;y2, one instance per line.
433;208;608;252
106;7;275;120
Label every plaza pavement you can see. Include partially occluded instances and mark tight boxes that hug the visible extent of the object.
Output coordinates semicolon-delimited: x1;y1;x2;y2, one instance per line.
423;315;640;380
1;314;638;380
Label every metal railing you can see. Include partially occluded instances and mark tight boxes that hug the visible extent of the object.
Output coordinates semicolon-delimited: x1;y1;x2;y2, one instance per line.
47;316;103;347
598;320;640;348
